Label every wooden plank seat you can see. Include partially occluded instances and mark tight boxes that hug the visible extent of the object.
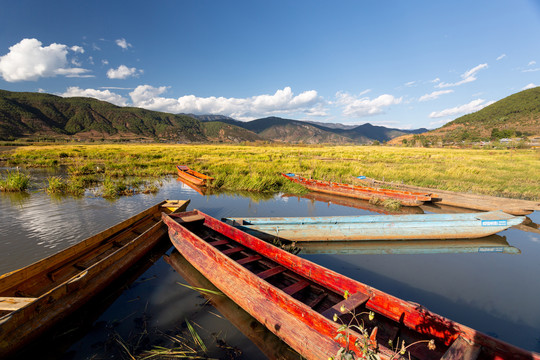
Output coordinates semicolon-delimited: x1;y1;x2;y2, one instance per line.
282;280;310;296
208;239;229;247
321;291;370;320
222;246;245;255
236;255;261;265
0;297;36;311
257;266;286;280
308;292;328;309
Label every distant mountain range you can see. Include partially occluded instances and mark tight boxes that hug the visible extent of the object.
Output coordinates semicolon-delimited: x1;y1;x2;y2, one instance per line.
0;89;426;144
2;87;537;144
191;115;427;144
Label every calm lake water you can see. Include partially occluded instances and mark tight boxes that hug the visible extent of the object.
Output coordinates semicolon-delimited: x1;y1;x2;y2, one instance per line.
1;171;540;358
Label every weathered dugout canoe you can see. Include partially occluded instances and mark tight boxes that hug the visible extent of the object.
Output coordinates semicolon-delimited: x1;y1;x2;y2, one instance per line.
357;176;540;216
0;199;190;358
223;210;525;242
176;165;213;186
163;210;540;360
282;173;434;207
164;250;300;360
298;235;521;255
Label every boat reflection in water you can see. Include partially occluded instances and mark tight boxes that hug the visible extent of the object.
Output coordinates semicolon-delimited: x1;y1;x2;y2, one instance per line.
164;250;300;360
298;234;521;256
176;177;210;196
282;192;425;215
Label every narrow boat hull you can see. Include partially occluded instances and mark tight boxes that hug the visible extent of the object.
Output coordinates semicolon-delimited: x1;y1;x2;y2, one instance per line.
176;165;213;186
164;251;301;360
0;200;190;357
282;173;434;207
163;210;539;360
224;210;525;241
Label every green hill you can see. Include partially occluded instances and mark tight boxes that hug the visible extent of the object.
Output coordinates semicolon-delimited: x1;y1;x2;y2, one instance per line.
0;90;210;141
426;87;540;142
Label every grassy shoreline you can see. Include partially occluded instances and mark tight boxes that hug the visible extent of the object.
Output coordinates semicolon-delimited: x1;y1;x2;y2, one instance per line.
1;144;538;200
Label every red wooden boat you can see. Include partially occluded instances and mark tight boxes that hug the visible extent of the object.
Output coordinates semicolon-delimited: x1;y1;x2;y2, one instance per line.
163;210;540;360
282;173;435;207
176;165;213;186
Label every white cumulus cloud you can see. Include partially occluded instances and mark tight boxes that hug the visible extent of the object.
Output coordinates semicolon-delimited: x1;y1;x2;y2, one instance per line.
107;65;142;79
419;90;454;102
60;86;129;106
71;46;84;53
522;83;537;90
335;92;402;118
429;99;494;118
0;38;91;82
436;63;488;88
115;38;132;50
128;85;324;119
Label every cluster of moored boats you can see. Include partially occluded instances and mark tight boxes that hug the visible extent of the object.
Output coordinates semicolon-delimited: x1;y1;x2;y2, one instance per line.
1;166;539;359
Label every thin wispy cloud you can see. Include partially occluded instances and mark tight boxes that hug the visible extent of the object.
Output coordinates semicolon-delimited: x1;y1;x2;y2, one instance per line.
436;63;488;88
419;90;454;102
0;38;91;82
336;91;402;118
496;54;506;61
429;99;494;118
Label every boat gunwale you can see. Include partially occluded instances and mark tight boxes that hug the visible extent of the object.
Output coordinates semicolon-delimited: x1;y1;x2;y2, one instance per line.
164;209;540;360
0;201;175;289
0;200;190;357
224;210;525;242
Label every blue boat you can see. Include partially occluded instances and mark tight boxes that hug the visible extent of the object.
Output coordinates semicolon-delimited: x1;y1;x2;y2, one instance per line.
222;210;525;242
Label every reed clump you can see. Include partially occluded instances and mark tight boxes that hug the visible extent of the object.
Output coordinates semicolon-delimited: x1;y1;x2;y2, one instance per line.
0;170;30;192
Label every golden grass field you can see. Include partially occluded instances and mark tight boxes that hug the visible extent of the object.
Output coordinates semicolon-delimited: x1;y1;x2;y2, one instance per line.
2;144;539;200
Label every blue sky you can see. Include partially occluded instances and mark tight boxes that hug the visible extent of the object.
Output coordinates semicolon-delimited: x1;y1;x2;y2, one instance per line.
1;0;539;129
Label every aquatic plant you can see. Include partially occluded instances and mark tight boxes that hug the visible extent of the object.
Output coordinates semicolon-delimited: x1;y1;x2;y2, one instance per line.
330;291;436;360
3;144;539;200
46;176;67;194
0;170;30;192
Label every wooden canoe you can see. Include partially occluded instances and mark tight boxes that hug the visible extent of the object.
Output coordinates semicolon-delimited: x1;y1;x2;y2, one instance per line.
356;176;540;216
163;210;540;360
282;173;435;207
176;165;213;186
223;210;525;242
0;199;190;358
297;235;521;255
164;250;301;360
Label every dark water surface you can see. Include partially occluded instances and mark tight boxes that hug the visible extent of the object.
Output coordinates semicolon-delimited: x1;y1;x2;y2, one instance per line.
1;174;539;358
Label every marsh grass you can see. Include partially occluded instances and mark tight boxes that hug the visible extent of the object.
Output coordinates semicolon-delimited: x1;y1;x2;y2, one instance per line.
46;176;66;194
0;169;30;192
3;144;539;200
